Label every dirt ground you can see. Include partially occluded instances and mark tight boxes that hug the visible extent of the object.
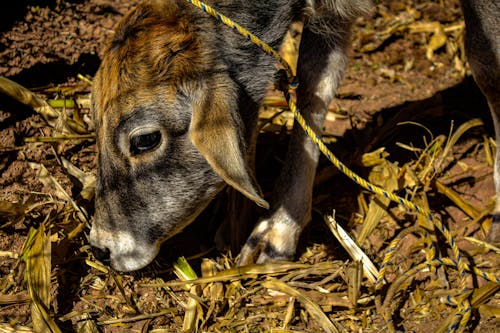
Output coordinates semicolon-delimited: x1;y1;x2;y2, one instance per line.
0;0;499;332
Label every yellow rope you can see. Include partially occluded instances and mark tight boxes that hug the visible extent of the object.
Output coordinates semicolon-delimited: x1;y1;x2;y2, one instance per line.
185;0;498;330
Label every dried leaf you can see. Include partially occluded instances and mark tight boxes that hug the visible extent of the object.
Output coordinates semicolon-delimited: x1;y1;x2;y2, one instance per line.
357;154;399;244
0;200;26;220
436;283;500;333
29;162;89;223
0;292;30;305
324;213;379;284
427;23;447;60
347;260;362;306
29;162;68;201
61;157;96;201
173;257;201;332
148;262;316;289
76;313;101;333
434;118;484;173
435;180;481;220
262;278;340;333
0;324;34;332
0;76;86;134
201;258;224;301
22;224;62;333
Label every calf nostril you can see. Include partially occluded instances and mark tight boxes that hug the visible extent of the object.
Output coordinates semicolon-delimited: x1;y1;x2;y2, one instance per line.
91;246;111;263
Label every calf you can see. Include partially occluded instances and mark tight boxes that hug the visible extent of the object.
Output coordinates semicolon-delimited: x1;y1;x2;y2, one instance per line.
90;0;499;272
461;0;500;243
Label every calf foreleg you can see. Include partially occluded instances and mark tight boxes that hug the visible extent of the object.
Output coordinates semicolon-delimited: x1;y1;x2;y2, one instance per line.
460;0;500;243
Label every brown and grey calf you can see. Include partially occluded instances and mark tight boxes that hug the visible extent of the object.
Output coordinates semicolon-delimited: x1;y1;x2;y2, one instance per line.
90;0;500;272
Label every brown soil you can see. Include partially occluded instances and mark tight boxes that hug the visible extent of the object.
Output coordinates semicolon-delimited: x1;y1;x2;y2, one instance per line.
0;0;498;332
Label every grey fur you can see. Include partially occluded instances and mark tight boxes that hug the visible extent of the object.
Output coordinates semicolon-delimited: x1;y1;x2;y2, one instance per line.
460;0;500;243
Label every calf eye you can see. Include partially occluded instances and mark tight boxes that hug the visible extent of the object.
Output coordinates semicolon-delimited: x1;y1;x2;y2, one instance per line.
130;131;161;155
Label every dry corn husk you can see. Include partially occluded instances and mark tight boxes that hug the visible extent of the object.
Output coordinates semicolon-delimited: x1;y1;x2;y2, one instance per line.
22;224;62;333
325;213;380;284
0;76;86;134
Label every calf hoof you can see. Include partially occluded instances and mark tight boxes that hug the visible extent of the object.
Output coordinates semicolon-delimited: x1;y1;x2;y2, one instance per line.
236;210;302;266
486;214;500;245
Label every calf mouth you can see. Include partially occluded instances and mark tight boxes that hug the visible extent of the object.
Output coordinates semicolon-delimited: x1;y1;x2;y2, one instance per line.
89;227;161;272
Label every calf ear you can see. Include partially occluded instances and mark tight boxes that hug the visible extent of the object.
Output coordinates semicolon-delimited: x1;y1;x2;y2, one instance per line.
189;80;269;209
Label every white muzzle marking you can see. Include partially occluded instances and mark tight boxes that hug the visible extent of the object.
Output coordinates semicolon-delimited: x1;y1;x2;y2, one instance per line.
90;227;159;272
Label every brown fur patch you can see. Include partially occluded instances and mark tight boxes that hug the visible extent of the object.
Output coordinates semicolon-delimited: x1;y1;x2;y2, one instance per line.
190;73;269;208
92;0;209;124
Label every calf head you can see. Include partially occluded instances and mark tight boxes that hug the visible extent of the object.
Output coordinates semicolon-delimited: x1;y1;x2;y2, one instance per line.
90;1;268;272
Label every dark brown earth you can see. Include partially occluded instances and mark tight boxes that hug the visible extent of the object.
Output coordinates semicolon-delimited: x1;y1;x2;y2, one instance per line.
0;0;499;332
